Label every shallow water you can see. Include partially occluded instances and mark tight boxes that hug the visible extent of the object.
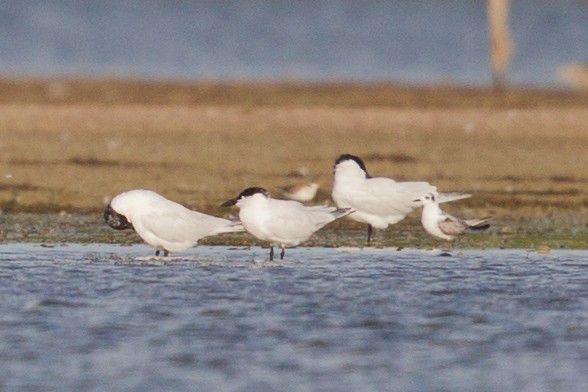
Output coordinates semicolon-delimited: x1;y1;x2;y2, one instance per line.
2;2;588;85
1;244;587;392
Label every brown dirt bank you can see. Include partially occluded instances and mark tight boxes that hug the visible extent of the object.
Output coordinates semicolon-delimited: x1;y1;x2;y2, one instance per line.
1;77;588;107
0;77;586;248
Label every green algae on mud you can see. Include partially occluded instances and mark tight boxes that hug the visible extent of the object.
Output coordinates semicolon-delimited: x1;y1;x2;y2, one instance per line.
1;213;587;250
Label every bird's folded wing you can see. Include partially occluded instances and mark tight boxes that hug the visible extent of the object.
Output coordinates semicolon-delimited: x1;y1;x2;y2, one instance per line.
354;178;436;214
438;217;467;236
260;203;335;240
141;210;232;242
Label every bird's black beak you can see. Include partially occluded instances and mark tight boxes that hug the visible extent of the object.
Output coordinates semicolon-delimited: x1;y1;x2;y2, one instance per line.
221;198;237;207
104;204;132;230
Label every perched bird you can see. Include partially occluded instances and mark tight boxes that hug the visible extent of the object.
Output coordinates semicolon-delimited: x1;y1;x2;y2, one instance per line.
332;154;471;245
221;187;353;260
278;181;319;202
104;189;244;256
414;192;491;248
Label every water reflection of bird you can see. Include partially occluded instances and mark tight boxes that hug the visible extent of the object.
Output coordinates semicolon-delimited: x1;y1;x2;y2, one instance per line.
414;192;491;249
222;187;352;261
104;189;243;256
332;154;471;245
278;181;319;202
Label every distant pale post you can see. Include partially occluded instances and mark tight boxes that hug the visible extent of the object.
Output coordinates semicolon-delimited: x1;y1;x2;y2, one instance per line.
487;0;513;88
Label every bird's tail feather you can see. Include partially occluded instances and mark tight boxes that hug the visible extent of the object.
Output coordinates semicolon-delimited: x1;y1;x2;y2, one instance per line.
466;216;492;231
437;192;472;204
215;220;245;234
332;207;354;218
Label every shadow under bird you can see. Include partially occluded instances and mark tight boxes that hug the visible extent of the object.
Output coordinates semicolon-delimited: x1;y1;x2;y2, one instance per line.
104;189;244;256
221;187;353;261
331;154;471;245
414;192;491;248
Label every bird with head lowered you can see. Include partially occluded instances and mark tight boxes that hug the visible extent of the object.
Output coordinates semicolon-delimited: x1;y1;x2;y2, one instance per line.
104;189;243;256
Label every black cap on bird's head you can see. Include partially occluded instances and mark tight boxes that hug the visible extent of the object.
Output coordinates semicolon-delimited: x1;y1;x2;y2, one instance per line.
104;204;132;230
333;154;370;177
221;187;270;207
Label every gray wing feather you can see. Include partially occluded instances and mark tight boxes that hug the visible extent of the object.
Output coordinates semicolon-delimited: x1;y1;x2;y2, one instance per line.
438;217;468;236
439;215;492;235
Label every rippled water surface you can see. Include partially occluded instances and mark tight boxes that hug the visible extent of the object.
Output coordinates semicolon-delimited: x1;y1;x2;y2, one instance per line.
1;244;587;392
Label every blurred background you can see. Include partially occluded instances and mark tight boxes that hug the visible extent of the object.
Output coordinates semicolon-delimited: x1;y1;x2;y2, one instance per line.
0;0;586;87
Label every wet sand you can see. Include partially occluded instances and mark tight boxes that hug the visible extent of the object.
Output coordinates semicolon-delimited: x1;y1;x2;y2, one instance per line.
0;77;587;248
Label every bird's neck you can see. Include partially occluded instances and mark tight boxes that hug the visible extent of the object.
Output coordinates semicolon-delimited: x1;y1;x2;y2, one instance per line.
423;202;443;216
334;170;365;187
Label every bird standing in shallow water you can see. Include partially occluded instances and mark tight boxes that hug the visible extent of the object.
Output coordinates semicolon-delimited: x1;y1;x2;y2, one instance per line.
104;189;243;256
331;154;471;245
414;192;491;249
222;187;353;261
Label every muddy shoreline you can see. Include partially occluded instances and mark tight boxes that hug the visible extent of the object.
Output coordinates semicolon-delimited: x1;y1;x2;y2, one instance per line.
0;78;586;247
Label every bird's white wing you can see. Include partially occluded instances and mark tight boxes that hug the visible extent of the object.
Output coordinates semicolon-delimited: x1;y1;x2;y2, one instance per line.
351;177;436;216
255;200;337;244
141;207;235;243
